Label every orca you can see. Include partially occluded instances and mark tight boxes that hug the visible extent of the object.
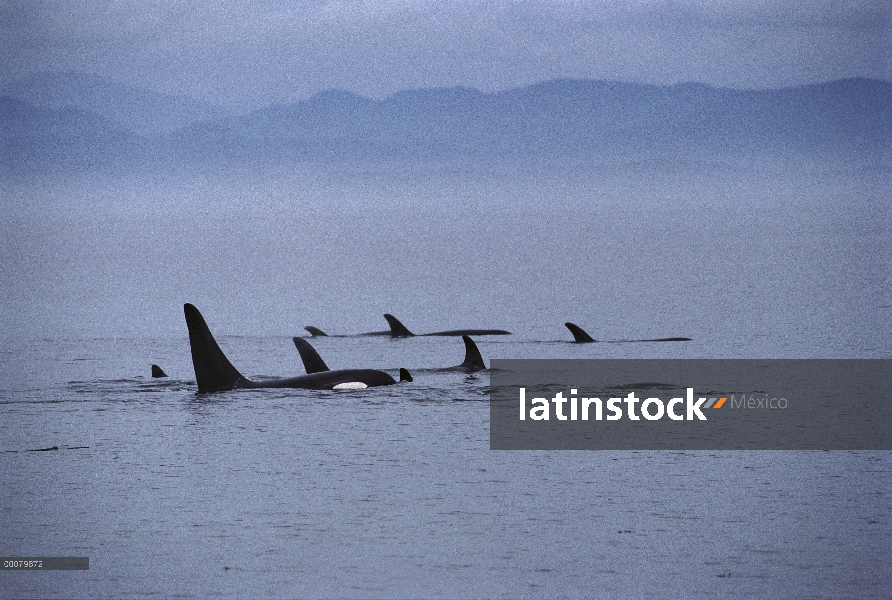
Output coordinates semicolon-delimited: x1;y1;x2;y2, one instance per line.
184;303;409;393
564;322;692;343
383;314;510;338
151;364;168;378
293;336;413;381
294;334;482;375
302;326;390;337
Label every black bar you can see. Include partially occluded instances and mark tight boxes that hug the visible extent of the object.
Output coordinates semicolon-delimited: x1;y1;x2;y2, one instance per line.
490;359;892;450
1;557;89;570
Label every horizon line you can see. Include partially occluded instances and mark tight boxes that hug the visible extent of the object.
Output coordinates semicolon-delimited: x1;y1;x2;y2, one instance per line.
3;70;890;114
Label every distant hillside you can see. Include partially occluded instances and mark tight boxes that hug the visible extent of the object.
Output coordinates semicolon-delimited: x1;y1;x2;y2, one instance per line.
1;96;144;169
2;77;890;173
2;72;235;136
178;78;890;158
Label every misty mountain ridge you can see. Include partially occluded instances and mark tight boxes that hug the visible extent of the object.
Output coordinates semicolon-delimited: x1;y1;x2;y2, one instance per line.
3;75;890;172
1;72;236;136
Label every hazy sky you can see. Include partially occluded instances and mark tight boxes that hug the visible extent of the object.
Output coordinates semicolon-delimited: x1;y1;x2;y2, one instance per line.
2;0;889;110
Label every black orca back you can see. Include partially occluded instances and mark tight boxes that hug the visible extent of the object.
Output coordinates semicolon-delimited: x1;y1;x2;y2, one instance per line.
425;329;511;336
292;337;330;374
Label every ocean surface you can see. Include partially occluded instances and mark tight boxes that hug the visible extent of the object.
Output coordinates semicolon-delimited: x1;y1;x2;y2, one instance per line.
1;158;890;598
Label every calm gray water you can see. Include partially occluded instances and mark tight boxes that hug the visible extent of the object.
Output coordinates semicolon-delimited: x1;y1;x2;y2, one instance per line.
1;159;890;598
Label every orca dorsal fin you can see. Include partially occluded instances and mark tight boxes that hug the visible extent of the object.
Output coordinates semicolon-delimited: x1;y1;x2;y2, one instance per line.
565;322;596;343
183;304;252;393
383;314;415;337
399;368;413;382
304;326;328;337
151;364;168;378
460;336;486;371
292;337;330;373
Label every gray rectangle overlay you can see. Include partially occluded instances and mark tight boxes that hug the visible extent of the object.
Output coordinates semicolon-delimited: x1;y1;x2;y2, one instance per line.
490;359;892;450
1;557;89;570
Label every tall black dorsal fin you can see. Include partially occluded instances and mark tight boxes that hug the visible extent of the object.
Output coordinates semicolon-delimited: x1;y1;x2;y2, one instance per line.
183;304;252;393
399;368;413;382
292;337;330;373
460;336;486;371
383;314;415;337
565;322;596;343
304;326;328;337
151;364;168;378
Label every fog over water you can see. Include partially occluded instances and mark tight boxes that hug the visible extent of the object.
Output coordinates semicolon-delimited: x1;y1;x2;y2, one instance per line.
2;156;888;351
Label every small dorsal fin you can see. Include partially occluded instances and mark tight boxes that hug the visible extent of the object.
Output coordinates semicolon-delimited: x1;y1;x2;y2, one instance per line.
151;364;168;378
183;304;252;393
383;314;415;337
460;336;486;371
399;368;413;382
292;337;330;373
565;322;596;343
304;326;328;337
